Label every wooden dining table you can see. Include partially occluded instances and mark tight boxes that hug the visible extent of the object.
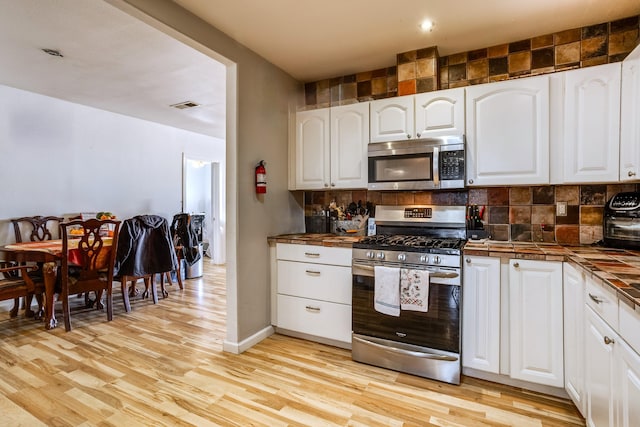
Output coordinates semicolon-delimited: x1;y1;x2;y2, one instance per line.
0;238;113;329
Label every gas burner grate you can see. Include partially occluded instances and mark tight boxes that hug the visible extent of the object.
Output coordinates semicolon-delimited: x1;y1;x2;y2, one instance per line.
357;234;465;251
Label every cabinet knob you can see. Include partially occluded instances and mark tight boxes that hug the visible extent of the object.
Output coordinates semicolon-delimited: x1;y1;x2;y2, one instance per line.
604;336;615;345
468;179;474;184
416;132;421;138
324;183;329;188
407;134;411;139
465;258;471;264
331;183;335;187
513;262;520;268
629;171;637;177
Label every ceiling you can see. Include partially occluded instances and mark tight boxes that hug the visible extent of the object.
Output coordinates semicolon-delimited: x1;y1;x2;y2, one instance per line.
1;0;639;140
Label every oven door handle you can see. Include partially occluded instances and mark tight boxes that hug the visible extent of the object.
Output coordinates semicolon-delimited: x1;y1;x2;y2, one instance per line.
352;263;459;279
353;336;458;361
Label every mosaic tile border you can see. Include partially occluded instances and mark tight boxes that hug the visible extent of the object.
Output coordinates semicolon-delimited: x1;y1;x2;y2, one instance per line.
303;15;639;108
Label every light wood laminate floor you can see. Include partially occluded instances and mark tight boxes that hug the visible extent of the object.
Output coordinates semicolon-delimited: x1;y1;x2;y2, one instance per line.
0;262;584;426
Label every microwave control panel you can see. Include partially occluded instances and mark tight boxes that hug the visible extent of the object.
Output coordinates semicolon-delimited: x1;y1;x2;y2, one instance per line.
608;192;640;210
439;150;465;181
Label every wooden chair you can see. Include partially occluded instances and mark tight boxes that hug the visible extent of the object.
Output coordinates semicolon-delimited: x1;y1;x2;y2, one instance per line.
0;264;43;318
59;219;121;332
8;215;63;316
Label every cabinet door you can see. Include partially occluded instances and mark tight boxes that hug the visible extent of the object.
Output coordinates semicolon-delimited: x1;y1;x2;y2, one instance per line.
330;103;369;189
509;259;563;387
584;306;616;427
462;256;501;373
618;338;640;427
295;108;330;189
465;75;549;186
563;263;586;416
620;44;640;182
415;88;465;138
563;63;621;183
370;95;414;143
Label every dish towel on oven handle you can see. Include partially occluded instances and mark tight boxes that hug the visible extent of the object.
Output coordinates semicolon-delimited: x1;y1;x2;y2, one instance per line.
374;265;400;316
400;268;429;312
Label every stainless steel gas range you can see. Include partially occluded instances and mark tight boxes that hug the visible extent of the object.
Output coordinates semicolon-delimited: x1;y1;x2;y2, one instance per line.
351;205;466;385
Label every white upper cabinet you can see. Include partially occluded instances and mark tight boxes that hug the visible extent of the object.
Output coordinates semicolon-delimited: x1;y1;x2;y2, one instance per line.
330;103;369;188
295;108;330;190
369;95;415;143
465;75;550;186
562;63;621;183
620;44;640;182
415;88;465;138
295;103;368;190
509;259;564;387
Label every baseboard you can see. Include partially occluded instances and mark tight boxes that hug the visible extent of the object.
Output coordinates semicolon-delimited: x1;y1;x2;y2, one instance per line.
223;325;274;354
462;367;569;399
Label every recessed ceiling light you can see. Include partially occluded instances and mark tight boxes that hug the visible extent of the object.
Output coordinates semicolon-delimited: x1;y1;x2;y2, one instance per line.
170;101;200;109
42;48;63;57
420;20;434;32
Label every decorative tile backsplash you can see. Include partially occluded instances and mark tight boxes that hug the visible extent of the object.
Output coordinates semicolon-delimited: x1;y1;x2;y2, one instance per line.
302;15;639;108
305;183;639;245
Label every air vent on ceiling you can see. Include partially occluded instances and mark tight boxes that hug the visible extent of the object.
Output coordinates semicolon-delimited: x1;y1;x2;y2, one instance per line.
170;101;200;109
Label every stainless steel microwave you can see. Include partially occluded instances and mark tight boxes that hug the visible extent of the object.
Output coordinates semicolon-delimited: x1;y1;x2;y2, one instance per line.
367;136;465;191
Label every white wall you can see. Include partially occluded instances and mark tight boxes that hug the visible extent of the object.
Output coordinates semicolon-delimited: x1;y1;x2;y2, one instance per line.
114;0;305;351
0;84;225;243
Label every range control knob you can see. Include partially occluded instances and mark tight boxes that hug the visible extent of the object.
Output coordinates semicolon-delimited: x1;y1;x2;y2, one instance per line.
376;252;385;260
433;255;441;265
366;251;375;259
419;255;429;263
397;253;406;262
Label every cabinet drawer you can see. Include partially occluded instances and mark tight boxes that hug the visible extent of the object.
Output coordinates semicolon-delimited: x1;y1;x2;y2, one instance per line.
277;294;351;343
276;243;352;266
585;276;618;330
277;260;351;304
620;301;640;355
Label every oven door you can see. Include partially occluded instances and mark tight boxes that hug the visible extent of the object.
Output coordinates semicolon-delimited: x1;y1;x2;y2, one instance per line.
352;261;460;353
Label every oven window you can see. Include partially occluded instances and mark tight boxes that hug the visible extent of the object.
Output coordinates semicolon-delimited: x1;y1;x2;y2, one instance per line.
352;273;460;353
370;154;432;182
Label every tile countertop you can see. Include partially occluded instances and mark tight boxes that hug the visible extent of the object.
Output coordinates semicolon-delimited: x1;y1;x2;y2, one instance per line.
464;240;640;310
267;233;362;248
268;234;640;309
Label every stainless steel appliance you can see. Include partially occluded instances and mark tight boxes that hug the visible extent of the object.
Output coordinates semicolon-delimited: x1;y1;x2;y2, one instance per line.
351;205;466;384
367;136;465;191
603;191;640;249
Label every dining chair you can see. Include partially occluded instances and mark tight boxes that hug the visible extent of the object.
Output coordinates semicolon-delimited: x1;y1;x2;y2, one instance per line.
59;218;121;331
114;215;178;312
8;215;63;316
0;264;43;319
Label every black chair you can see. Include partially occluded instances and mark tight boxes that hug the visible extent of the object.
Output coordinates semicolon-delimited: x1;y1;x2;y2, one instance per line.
114;215;178;312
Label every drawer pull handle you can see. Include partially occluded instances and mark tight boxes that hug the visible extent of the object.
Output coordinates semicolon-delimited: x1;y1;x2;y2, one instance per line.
305;270;321;276
305;305;321;312
629;171;636;177
304;252;320;257
588;293;603;304
604;336;615;345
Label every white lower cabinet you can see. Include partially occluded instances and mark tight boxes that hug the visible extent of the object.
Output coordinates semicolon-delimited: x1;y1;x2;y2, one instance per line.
462;256;563;388
563;262;586;416
274;243;352;347
462;256;501;373
585;305;617;427
618;336;640;427
509;259;564;387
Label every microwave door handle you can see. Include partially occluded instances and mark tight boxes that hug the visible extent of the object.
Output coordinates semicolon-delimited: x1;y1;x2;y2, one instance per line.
432;146;440;188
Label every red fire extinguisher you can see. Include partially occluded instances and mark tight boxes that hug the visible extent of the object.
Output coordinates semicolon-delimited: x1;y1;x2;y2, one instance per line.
255;160;267;194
